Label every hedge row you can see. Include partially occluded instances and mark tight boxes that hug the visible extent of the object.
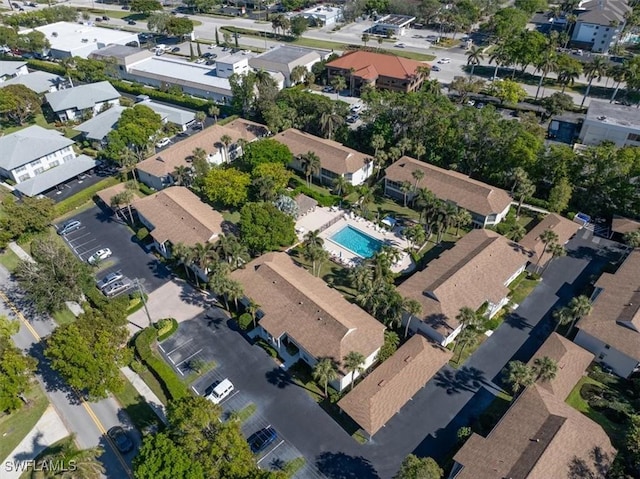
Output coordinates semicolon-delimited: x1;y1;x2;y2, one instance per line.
157;318;178;342
524;196;551;210
26;59;66;76
54;177;119;217
134;327;189;401
290;178;341;207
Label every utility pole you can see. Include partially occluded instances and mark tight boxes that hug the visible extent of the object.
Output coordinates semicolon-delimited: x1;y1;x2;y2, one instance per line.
134;278;153;327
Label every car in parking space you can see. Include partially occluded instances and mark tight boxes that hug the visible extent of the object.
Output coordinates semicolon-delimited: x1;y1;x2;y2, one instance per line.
346;114;359;124
191;122;203;131
88;248;112;264
322;85;334;93
155;137;171;148
102;15;110;21
350;104;362;113
103;278;133;297
171;46;180;53
431;65;441;72
204;378;234;404
394;42;406;48
195;58;206;64
121;4;130;9
97;271;124;290
57;220;82;235
202;52;216;58
107;426;134;454
94;17;103;22
437;58;451;64
248;426;278;454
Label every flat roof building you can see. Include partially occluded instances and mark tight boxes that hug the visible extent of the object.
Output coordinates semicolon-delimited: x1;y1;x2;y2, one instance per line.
370;14;416;37
299;6;342;26
249;46;328;87
580;100;640;147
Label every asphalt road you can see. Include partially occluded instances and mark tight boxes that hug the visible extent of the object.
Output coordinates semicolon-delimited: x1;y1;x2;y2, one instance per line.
0;266;135;478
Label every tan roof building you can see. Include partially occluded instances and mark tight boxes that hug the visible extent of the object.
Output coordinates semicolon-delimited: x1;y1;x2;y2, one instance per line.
133;186;223;252
528;333;594;401
574;250;640;378
338;334;451;436
136;118;268;190
273;128;373;186
611;215;640;235
451;384;616;479
384;157;512;227
231;252;385;390
398;230;530;345
95;182;140;208
519;213;581;266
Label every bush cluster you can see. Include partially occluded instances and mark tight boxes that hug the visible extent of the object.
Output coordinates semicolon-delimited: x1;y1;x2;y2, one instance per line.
238;313;253;330
54;177;119;216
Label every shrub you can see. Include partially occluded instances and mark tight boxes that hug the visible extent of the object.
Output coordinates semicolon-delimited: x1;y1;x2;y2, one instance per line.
283;457;306;477
134;327;188;400
289;177;341;207
26;59;66;75
580;383;604;401
136;227;149;241
54;177;119;216
525;196;550;210
130;359;145;374
238;313;253;330
156;318;178;342
256;339;278;358
138;183;155;196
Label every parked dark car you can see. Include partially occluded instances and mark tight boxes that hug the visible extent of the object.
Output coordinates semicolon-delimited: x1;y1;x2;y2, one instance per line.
247;426;278;454
94;17;102;22
121;4;130;9
127;20;136;25
102;15;110;21
107;426;134;454
171;46;180;52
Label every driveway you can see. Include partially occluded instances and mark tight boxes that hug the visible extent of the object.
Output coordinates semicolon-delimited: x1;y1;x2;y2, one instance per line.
57;205;170;295
153;229;622;479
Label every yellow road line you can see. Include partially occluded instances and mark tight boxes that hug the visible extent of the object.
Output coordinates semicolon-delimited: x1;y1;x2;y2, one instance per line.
0;289;133;479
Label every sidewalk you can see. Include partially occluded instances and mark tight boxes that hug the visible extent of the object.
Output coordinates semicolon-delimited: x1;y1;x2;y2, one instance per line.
2;406;69;479
8;242;34;264
120;367;167;425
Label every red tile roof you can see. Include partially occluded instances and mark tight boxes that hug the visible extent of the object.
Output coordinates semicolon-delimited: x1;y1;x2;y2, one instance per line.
326;51;427;81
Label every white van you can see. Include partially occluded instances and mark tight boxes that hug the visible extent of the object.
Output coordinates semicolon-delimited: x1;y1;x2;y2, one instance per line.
205;378;234;404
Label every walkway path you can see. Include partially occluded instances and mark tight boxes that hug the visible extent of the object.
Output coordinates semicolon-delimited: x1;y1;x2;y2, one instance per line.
3;406;69;479
8;242;34;264
120;367;167;425
510;201;551;215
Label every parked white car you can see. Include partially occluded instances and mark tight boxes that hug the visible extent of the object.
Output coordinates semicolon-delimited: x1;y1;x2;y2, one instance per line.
103;278;133;297
437;58;451;64
88;248;112;264
155;137;171;148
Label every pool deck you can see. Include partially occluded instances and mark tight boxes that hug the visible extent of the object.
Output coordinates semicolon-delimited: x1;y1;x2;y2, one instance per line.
295;208;414;273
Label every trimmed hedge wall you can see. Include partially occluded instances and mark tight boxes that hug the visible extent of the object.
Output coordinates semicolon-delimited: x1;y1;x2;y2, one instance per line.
134;327;189;401
54;177;119;216
26;59;66;76
289;177;341;207
157;318;178;342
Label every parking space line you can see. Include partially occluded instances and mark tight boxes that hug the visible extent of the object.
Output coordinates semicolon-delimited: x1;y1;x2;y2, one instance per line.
219;389;240;404
257;440;285;465
66;232;90;243
73;239;99;251
164;338;193;355
174;348;203;372
191;385;200;395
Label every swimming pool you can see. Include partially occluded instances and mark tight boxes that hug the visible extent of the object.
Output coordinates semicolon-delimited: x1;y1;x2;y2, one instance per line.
329;225;383;258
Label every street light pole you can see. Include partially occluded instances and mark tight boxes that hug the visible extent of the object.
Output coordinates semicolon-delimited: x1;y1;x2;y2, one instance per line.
134;278;153;327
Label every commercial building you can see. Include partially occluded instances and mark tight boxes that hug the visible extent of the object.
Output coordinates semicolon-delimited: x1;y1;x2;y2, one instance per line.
0;125;97;197
249;46;328;87
579;101;640;147
571;0;631;53
29;22;139;59
326;51;428;95
298;6;342;26
370;14;415;37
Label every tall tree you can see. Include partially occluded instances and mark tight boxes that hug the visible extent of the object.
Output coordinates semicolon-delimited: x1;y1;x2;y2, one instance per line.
299;151;321;187
515;176;535;218
566;295;592;335
505;360;535;394
394;455;443;479
343;351;366;390
466;46;485;78
581;56;609;107
171;242;194;280
403;298;423;338
0;84;41;126
552;306;573;333
535;229;559;272
312;358;338;398
533;356;558;382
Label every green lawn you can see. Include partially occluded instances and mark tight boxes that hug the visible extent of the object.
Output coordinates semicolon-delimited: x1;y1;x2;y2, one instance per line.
508;272;540;306
137;366;169;406
52;308;76;326
112;372;164;432
448;332;487;369
0;249;21;272
0;384;50;462
221;209;241;224
1;114;53;135
233;403;256;423
290;248;356;299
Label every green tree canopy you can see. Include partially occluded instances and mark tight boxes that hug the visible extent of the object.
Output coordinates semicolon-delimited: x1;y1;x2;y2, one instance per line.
242;139;293;167
130;0;162;14
104;104;163;162
394;455;443;479
0;196;54;247
203;167;251;207
166;17;194;36
0;84;42;126
239;202;296;254
134;432;204;479
252;162;292;194
0;339;37;413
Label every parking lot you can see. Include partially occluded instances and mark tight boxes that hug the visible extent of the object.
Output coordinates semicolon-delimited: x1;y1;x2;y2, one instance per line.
57;205;170;295
158;309;327;478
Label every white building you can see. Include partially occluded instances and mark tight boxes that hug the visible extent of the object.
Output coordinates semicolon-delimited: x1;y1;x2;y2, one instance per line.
215;53;250;78
0;125;97;196
249;45;328;87
371;14;416;37
580;100;640;147
29;21;139;59
299;6;342;26
571;0;631;53
45;81;120;122
0;61;28;83
2;71;65;94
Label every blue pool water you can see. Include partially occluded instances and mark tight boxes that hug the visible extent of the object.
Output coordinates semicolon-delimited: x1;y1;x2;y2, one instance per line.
330;225;383;258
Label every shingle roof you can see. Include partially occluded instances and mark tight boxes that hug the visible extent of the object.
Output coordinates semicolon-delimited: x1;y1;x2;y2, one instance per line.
95;182;141;207
576;250;640;362
294;193;318;215
273;128;370;175
528;333;594;400
132;186;223;246
0;125;74;171
519;213;581;266
326;51;427;81
385;156;512;217
45;81;120;113
14;155;97;196
231;253;385;373
397;230;530;336
338;334;451;436
136;99;195;127
453;385;616;479
2;70;64;93
611;215;640;235
136;119;268;178
75;105;126;141
577;0;630;25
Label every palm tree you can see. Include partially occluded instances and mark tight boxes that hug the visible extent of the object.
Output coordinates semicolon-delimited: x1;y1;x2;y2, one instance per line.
195;110;206;128
171;242;194;280
246;299;261;329
191;242;216;287
556;58;583;93
312;358;338;398
582;56;609;106
508;224;527;242
225;279;244;311
533;356;558;383
567;295;592;335
172;165;191;186
535;229;559;272
456;306;480;330
489;42;510;80
543;242;566;273
371;134;385;159
300;151;321;187
227;239;250;270
208;104;220;123
515;178;535;218
319;109;344;139
358;185;375;217
377;35;383;51
505;360;535;394
304;229;323;249
32;437;104;479
330;75;346;99
402;298;423;338
332;175;350;197
466;46;484;78
343;351;366;390
361;33;370;47
609;63;628;103
454;327;476;364
454;209;472;236
207;261;231;299
192;147;207;163
400;181;412;207
290;64;307;85
220;134;233;163
552;306;573;333
109;194;125;222
411;168;425;194
535;52;558;100
412;142;427;161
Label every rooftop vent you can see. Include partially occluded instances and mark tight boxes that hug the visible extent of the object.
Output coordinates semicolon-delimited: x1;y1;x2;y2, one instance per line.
52;32;58;37
81;38;88;43
404;355;413;363
597;115;607;121
378;380;386;387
